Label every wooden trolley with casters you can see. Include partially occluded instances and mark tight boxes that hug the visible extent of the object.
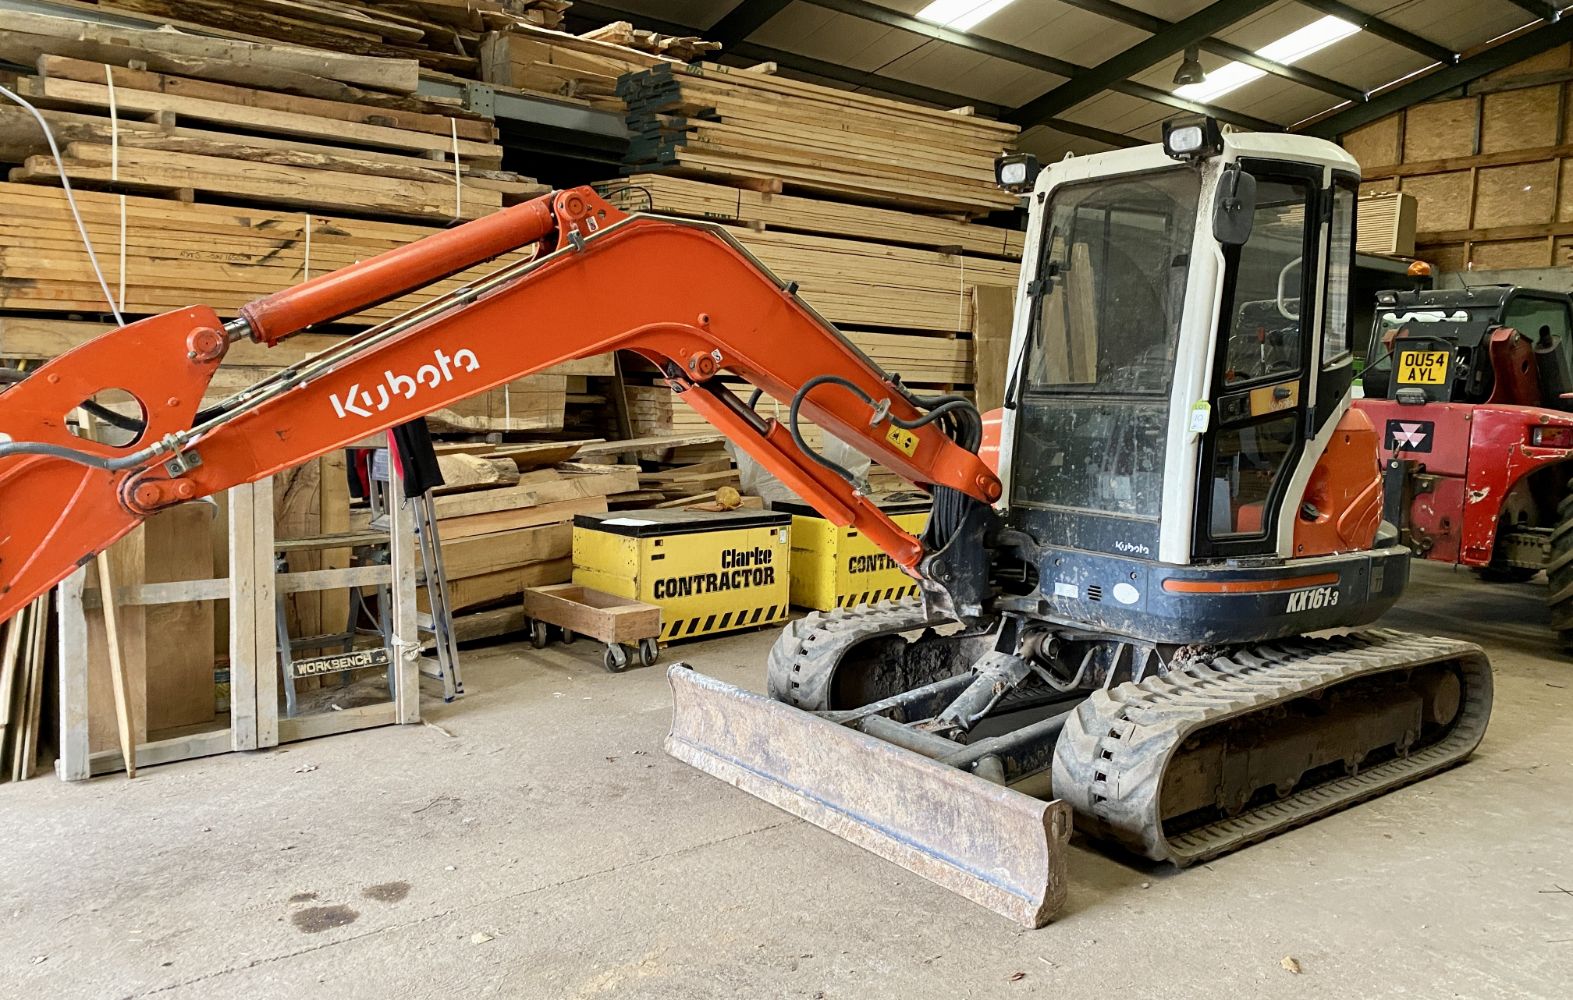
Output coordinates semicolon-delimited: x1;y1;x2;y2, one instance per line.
523;583;661;672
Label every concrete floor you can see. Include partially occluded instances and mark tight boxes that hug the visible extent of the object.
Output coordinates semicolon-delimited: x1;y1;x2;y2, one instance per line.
3;561;1571;999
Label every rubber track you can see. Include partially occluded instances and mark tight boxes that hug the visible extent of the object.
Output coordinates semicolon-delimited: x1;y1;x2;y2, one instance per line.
766;598;942;709
1052;629;1493;866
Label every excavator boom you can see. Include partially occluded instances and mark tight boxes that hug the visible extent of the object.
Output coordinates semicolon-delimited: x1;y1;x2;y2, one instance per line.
0;188;997;624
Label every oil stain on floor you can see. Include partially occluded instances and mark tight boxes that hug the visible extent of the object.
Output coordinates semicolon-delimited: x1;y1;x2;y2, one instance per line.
291;905;359;933
362;881;411;904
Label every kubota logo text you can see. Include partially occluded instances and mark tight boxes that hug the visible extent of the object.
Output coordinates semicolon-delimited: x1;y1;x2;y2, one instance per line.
330;348;480;419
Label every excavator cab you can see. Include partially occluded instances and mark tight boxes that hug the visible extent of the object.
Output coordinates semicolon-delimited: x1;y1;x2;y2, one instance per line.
998;131;1398;640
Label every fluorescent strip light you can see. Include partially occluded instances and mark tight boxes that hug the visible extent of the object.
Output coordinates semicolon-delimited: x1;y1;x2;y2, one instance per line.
916;0;1016;32
1176;15;1360;103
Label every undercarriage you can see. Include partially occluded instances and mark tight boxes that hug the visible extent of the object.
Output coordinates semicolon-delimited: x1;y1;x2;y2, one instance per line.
669;597;1493;924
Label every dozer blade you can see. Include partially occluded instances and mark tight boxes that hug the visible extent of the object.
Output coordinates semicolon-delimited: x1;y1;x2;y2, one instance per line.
665;666;1073;927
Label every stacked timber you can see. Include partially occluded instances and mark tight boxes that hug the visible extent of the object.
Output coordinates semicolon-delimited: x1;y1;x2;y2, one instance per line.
478;24;666;109
617;63;1020;216
0;595;50;781
0;12;539;222
424;447;641;611
580;21;721;62
88;0;571;74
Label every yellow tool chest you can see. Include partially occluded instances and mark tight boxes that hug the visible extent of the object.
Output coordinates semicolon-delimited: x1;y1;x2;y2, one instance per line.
572;509;792;643
777;496;930;611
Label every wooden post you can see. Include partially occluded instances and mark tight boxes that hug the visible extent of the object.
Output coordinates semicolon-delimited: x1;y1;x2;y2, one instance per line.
388;459;421;725
252;476;279;748
227;481;260;751
94;551;138;778
55;568;91;781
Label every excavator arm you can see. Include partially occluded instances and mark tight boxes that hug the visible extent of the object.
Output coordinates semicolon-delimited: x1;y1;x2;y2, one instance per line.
0;188;999;625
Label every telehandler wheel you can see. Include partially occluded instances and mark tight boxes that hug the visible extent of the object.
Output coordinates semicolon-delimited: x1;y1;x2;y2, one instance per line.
1548;492;1573;639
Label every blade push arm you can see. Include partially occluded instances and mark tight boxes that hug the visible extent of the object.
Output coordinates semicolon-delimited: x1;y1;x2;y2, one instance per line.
0;189;999;624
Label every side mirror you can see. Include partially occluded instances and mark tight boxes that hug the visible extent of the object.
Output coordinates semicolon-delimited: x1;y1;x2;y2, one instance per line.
1213;164;1257;246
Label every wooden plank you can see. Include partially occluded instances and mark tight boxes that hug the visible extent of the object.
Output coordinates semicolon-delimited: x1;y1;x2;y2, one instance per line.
94;558;138;778
5;9;423;93
389;462;421;725
227;481;260;752
435;454;521;492
431;468;640;518
86;526;147;755
439;496;609;540
436;558;573;612
279;702;397;743
440;523;572;580
55;568;92;781
16;144;502;222
37;56;494;140
17;76;498;160
608;173;1022;259
971;284;1015;412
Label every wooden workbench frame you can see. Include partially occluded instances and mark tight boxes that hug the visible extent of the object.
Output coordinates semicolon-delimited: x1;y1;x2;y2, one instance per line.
55;465;422;781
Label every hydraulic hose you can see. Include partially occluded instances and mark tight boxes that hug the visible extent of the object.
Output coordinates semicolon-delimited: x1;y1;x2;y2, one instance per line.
785;376;985;554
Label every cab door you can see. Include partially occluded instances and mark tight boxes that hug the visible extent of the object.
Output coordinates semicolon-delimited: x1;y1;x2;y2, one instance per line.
1194;163;1322;558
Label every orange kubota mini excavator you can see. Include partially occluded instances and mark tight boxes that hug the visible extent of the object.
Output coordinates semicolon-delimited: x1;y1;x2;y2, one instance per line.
0;121;1492;928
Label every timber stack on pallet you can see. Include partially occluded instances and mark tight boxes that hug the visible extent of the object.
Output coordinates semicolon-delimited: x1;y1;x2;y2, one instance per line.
617;62;1020;215
478;23;675;110
0;11;547;221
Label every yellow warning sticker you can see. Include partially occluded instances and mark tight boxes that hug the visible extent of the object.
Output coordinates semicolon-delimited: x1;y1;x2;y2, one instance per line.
1397;350;1449;385
885;425;919;457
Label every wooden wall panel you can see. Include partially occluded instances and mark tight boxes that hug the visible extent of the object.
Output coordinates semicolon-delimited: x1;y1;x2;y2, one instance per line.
1403;99;1477;162
1343;43;1573;273
1471;238;1553;270
1560;160;1573;223
1400;172;1474;232
1480;85;1560;153
1342;114;1401;172
1481;42;1570;84
1474;161;1558;229
1426;244;1468;273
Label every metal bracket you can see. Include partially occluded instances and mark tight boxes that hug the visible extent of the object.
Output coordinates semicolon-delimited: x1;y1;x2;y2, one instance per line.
461;81;496;119
165;448;203;476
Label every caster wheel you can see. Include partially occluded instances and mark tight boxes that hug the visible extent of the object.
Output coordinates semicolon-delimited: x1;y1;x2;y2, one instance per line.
562;629;576;645
638;637;659;667
530;619;548;649
603;643;630;673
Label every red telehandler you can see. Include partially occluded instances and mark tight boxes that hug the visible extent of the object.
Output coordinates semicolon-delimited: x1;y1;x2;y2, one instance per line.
1354;285;1573;638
